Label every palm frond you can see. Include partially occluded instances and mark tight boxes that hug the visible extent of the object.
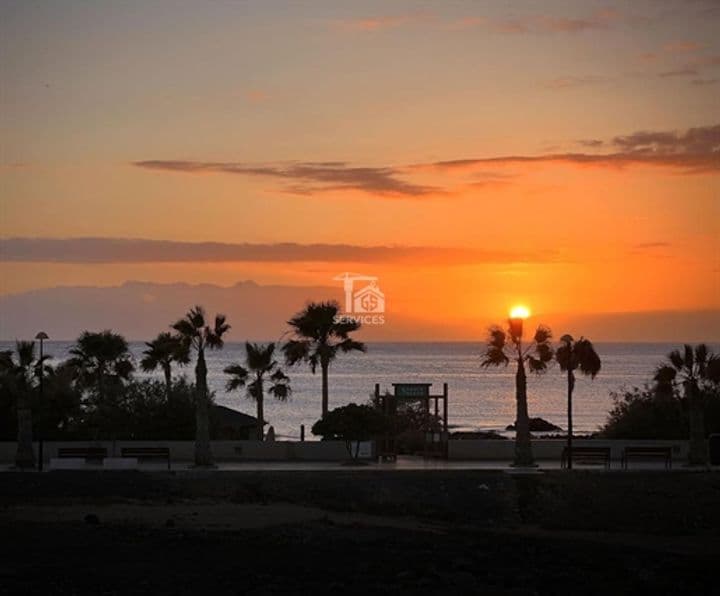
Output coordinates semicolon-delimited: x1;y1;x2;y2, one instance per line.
683;344;694;370
705;354;720;384
282;339;311;366
224;364;249;392
481;346;509;368
527;356;548;373
172;318;197;338
534;342;554;364
247;378;262;401
654;365;677;386
268;381;291;401
668;349;684;371
189;305;206;329
533;325;552;345
575;338;601;378
555;343;572;372
214;313;230;338
338;338;366;354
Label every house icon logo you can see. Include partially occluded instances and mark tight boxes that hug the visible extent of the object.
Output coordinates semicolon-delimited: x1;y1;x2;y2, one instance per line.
333;272;386;316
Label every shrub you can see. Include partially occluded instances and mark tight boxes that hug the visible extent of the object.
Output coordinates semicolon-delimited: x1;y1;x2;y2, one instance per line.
312;403;387;460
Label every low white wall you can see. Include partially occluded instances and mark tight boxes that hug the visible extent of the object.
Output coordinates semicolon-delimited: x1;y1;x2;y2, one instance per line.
0;440;365;463
448;439;689;461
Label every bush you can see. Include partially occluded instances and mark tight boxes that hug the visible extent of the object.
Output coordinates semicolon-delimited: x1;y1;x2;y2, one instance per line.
601;384;720;439
312;403;387;460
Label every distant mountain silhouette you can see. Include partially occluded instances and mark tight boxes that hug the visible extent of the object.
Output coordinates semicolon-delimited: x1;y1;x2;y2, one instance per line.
0;280;343;341
0;280;718;342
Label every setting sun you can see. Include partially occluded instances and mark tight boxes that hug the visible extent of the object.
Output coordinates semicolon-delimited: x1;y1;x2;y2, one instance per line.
510;305;531;319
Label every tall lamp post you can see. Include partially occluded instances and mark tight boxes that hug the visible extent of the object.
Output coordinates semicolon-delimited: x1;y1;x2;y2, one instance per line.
35;331;49;472
508;306;533;467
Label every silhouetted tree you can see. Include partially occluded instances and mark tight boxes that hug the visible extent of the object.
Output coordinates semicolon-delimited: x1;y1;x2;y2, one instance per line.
141;332;190;397
67;330;134;402
654;344;720;465
224;342;291;440
172;306;230;466
481;322;553;466
312;403;386;461
0;341;50;468
283;301;365;417
556;335;601;469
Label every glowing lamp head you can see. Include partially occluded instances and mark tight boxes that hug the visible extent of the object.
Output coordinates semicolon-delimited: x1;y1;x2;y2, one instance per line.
508;305;530;340
509;305;530;320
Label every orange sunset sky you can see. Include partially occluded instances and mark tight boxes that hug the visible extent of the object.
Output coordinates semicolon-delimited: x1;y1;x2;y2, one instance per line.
1;0;719;341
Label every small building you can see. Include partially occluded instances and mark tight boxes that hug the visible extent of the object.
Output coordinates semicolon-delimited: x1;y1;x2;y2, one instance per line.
211;405;263;440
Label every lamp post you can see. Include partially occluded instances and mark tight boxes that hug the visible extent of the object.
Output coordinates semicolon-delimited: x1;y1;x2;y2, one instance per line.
509;316;524;342
508;306;533;467
35;331;49;472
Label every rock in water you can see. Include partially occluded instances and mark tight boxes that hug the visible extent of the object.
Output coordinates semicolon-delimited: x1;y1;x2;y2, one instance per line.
506;417;561;432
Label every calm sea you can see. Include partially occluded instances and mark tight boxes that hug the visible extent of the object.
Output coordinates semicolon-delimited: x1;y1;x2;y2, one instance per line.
2;341;706;439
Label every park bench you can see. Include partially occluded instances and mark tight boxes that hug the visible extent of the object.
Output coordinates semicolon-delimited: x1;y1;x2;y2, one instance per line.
561;446;611;469
121;447;171;469
57;447;107;462
621;446;672;470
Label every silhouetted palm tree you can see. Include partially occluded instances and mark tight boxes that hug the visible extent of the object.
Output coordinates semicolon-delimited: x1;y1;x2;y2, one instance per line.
282;301;365;417
481;322;553;466
224;342;291;440
141;332;190;397
67;330;133;401
654;344;720;465
556;335;601;469
172;306;230;466
0;341;51;468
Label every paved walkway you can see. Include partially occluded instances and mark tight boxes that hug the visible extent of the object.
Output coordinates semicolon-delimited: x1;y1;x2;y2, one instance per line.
4;456;715;473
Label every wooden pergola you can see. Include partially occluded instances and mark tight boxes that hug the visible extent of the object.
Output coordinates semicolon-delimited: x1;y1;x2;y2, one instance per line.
375;382;449;461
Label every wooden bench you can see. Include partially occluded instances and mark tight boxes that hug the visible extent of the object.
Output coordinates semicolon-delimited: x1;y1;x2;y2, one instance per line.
57;447;108;462
121;447;171;469
561;446;611;469
621;446;672;470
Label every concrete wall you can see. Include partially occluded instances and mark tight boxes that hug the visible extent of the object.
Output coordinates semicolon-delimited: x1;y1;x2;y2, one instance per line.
0;440;368;463
448;439;689;461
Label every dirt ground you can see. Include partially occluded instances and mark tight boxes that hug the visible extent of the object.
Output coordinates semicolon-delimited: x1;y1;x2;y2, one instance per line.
1;470;718;595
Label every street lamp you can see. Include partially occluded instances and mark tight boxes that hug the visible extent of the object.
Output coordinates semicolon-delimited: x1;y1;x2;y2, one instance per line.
35;331;49;472
508;305;530;341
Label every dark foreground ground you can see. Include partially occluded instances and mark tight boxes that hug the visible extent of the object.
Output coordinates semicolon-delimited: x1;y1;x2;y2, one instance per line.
1;470;719;595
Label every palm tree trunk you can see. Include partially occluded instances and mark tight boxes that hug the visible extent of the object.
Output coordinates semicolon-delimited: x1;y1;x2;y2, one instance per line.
687;386;706;466
566;370;575;470
321;361;329;417
514;357;534;466
194;349;213;466
15;396;35;469
257;377;265;441
163;363;172;401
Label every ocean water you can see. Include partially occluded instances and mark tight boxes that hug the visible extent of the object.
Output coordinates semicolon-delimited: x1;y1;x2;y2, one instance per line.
1;341;699;439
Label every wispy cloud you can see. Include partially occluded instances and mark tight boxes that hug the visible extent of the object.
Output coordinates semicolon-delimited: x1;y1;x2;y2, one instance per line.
663;41;703;54
541;75;609;90
134;160;440;197
133;124;720;200
470;10;619;34
244;89;270;104
331;13;430;32
691;78;720;86
633;242;671;250
420;124;720;174
658;54;720;78
0;237;560;266
658;67;699;78
333;9;621;35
